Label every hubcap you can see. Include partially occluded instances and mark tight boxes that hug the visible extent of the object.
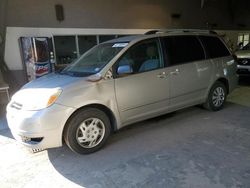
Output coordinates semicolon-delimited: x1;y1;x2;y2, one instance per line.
212;87;225;107
76;118;105;148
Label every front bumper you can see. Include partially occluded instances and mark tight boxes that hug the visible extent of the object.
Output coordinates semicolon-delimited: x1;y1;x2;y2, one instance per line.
6;103;75;150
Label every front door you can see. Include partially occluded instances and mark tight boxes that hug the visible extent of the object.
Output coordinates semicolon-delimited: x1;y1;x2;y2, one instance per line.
114;38;170;124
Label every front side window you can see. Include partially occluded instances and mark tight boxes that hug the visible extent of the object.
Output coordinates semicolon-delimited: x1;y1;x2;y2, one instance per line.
162;36;205;66
116;39;162;75
61;42;127;77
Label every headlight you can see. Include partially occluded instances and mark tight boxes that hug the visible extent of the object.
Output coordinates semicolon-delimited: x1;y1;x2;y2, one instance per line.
11;88;62;111
46;89;62;108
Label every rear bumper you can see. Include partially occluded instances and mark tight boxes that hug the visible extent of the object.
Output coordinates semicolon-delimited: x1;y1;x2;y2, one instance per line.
6;103;75;150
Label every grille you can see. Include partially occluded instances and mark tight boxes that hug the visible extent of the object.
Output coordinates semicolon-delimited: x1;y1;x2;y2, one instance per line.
238;58;250;66
10;101;23;110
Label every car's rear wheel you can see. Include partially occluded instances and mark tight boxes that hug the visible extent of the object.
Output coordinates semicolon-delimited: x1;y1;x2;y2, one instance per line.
64;108;111;154
203;81;227;111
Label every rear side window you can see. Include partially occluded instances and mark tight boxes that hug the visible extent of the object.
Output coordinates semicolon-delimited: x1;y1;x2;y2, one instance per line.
162;36;205;66
199;36;230;59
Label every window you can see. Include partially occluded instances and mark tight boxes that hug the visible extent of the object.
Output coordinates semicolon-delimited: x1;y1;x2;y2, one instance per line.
162;36;205;65
54;36;77;65
53;34;133;70
78;36;97;55
238;33;249;47
199;36;230;59
62;42;126;77
99;35;116;43
99;35;130;43
116;35;129;39
116;39;162;75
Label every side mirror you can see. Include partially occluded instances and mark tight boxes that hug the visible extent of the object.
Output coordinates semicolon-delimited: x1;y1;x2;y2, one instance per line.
117;65;133;75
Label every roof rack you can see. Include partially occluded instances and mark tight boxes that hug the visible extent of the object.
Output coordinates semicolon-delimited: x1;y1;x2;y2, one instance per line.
144;29;217;35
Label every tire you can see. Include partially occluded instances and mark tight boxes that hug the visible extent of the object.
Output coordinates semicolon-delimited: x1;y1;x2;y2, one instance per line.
64;108;111;154
203;81;227;111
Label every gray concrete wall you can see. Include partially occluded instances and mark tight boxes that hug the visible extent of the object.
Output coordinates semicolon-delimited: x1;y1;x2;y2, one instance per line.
0;0;8;93
5;0;250;30
2;0;250;93
0;0;7;58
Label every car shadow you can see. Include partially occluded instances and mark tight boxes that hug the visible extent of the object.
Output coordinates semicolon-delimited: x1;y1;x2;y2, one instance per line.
47;101;247;187
0;116;14;139
239;76;250;86
0;128;14;140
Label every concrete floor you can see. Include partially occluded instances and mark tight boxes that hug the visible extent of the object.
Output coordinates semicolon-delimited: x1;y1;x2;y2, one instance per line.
1;78;250;188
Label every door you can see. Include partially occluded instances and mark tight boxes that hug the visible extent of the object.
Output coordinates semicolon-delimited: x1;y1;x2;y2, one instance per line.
161;35;211;109
114;38;170;124
19;37;52;81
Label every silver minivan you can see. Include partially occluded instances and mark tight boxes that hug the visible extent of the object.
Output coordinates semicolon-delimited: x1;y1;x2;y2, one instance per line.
7;30;238;154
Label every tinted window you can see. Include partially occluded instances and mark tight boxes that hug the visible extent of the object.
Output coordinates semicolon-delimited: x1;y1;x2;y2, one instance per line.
162;36;205;65
54;36;77;65
99;35;116;43
116;39;163;74
78;36;97;55
200;36;230;59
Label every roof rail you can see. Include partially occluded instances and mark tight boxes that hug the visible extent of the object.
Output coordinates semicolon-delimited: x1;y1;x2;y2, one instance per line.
144;29;217;35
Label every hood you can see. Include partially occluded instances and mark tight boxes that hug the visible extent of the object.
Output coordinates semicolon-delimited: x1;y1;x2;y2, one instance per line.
235;50;250;59
9;73;89;110
22;73;82;90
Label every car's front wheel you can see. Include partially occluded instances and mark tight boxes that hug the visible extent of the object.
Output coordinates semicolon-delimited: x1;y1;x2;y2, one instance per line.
64;108;111;154
203;81;227;111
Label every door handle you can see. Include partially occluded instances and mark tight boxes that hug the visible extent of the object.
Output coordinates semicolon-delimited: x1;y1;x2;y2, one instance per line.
157;72;167;78
170;69;180;75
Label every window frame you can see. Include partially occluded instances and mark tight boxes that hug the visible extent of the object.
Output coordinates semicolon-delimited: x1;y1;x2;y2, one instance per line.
112;37;165;79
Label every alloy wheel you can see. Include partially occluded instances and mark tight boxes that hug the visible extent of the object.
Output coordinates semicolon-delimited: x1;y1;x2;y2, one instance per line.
76;118;105;148
212;87;225;107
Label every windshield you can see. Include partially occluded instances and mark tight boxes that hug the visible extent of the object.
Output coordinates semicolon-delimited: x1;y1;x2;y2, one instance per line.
60;42;128;77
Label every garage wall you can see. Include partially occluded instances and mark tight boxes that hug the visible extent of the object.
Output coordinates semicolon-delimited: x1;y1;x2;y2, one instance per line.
0;0;7;59
4;27;149;70
2;0;250;90
5;0;250;30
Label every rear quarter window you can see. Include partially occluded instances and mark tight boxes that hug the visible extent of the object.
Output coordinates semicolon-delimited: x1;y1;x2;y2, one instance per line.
199;36;230;59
